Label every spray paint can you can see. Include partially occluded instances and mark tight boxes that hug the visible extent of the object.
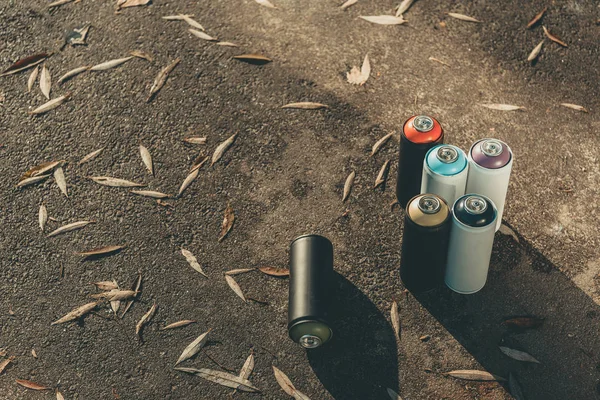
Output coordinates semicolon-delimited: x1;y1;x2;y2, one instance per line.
288;234;334;348
466;138;513;231
400;194;451;293
396;115;444;209
421;144;468;207
445;194;497;294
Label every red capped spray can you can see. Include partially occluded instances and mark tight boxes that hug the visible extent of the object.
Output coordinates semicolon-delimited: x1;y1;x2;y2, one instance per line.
396;116;444;209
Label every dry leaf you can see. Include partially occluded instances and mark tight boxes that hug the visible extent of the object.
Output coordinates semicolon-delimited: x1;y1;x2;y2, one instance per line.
90;176;145;187
359;15;406;25
17;174;51;188
347;54;370;85
15;379;49;390
175;367;259;392
147;58;180;102
181;248;207;277
216;41;239;47
56;388;65;400
258;267;289;277
189;29;217;41
342;171;355;202
447;13;481;23
255;0;276;8
239;353;254;379
508;372;525;400
0;356;15;375
212;133;237;166
480;103;525;111
40;64;51;99
47;220;94;237
54;167;67;197
29;93;71;115
27;66;39;92
527;40;544;62
91;290;136;301
282;102;329;110
175;329;212;365
48;0;74;8
136;302;157;339
190;155;208;172
387;388;403;400
543;26;567;47
374;160;390;189
273;366;311;400
371;132;394;156
1;53;49;76
560;103;588;113
498;224;519;242
130;50;154;62
225;268;255;276
31;349;37;358
39;204;47;231
130;190;170;199
139;145;154;175
181;15;205;31
91;281;120;290
77;245;125;257
121;272;142;318
90;56;134;71
527;7;546;29
177;168;199;197
499;346;540;363
162;14;194;20
233;54;272;64
118;0;150;9
78;148;104;164
20;160;64;181
391;300;400;341
183;137;207;144
429;57;450;67
340;0;357;10
52;301;98;325
445;370;506;381
160;320;196;330
225;275;246;302
395;0;415;17
219;203;235;242
57;65;90;85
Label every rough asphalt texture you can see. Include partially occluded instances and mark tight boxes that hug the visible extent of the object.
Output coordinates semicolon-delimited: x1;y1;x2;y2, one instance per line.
0;0;599;399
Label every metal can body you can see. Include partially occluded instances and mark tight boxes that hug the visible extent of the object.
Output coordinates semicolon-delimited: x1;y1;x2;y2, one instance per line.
466;138;513;231
396;115;444;209
400;194;451;293
445;194;497;294
421;144;468;207
288;234;334;348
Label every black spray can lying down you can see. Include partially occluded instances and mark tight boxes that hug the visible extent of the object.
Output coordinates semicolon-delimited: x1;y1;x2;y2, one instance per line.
400;194;451;293
288;234;333;349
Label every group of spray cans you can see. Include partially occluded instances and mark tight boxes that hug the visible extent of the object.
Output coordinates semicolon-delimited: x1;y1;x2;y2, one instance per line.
398;115;513;294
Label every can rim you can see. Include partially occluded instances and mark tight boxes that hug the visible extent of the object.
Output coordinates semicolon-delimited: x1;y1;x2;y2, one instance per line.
451;194;498;229
290;234;331;246
469;138;513;169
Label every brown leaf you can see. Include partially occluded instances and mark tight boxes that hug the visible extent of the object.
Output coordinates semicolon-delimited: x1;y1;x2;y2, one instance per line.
216;41;239;47
1;53;49;76
78;148;104;164
374;160;390;189
130;50;154;62
48;0;74;8
560;103;588;113
218;203;235;242
340;0;357;10
52;302;98;325
56;388;65;400
503;316;544;330
91;281;119;290
255;0;276;8
29;93;71;115
347;54;370;85
15;379;50;390
175;367;259;392
160;320;196;330
387;388;403;400
16;174;51;188
391;300;400;341
178;168;199;197
343;171;355;202
224;268;255;276
183;137;207;144
39;204;47;231
527;40;544;62
90;57;134;71
117;0;150;9
139;145;154;175
445;370;506;381
527;7;546;29
130;190;170;199
120;272;142;318
282;102;329;110
27;66;39;92
77;245;125;257
429;57;451;67
543;26;567;47
20;160;64;181
225;275;246;302
190;155;209;172
447;13;481;23
175;329;212;365
480;103;525;111
273;366;311;399
499;346;540;363
136;302;157;339
147;58;180;102
211;133;237;166
189;29;217;42
233;54;272;65
91;290;136;301
54;167;67;197
359;15;406;25
258;267;289;277
181;248;207;277
47;220;94;237
0;356;15;375
40;64;51;99
371;132;394;156
89;176;145;187
395;0;415;17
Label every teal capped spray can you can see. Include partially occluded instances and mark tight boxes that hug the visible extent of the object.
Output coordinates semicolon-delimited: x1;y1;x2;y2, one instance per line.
421;145;468;207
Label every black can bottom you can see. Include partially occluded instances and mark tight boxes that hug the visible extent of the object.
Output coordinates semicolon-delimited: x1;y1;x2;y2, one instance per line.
288;320;333;349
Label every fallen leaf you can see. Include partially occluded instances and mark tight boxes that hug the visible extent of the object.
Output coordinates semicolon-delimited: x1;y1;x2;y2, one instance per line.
374;160;390;189
91;281;119;290
90;176;145;187
190;155;209;172
560;103;588;113
233;54;272;64
91;290;137;301
340;0;357;10
78;148;104;164
239;353;254;379
175;329;212;365
527;7;546;29
543;26;567;47
273;366;310;399
57;65;90;85
258;267;289;277
120;272;142;318
117;0;150;9
54;167;67;197
130;50;154;62
162;14;194;21
27;66;39;92
56;388;65;400
183;137;207;144
160;320;196;330
419;335;431;342
499;346;540;363
225;268;255;276
15;379;50;390
218;203;235;242
359;15;406;25
396;0;415;17
65;24;90;47
447;13;481;23
147;58;180;102
527;40;544;62
225;275;246;302
52;301;98;324
90;56;134;71
16;174;51;188
480;103;525;111
498;224;519;242
212;133;238;166
429;57;450;67
31;349;37;358
175;367;259;392
189;29;217;41
139;145;154;175
20;160;64;181
136;302;157;339
29;93;71;115
508;372;525;400
181;15;205;31
216;41;239;47
77;245;125;257
282;102;329;110
39;204;47;231
391;300;400;341
1;53;49;76
371;132;394;156
177;168;199;197
445;370;506;381
47;220;94;237
0;356;15;375
48;0;74;8
387;388;403;400
255;0;276;8
130;190;170;199
342;171;355;202
181;248;207;277
347;54;370;85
